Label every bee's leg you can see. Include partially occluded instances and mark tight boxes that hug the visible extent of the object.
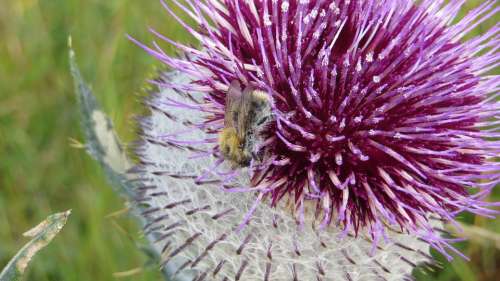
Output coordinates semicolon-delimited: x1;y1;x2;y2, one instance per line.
251;151;259;160
255;115;270;126
250;140;266;163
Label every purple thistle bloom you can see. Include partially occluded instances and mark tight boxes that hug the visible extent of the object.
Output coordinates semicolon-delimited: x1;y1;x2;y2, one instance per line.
132;0;500;264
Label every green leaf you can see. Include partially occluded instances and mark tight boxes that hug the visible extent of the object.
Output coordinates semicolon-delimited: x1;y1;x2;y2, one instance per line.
69;37;136;200
0;210;71;281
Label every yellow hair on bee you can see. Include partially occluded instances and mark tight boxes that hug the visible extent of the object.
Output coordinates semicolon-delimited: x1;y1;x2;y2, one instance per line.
251;90;271;102
219;127;250;165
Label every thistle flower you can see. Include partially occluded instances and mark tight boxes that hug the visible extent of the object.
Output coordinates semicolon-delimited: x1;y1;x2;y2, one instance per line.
129;0;499;280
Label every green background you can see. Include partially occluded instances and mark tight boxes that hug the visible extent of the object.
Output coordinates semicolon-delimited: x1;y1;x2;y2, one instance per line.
0;1;498;280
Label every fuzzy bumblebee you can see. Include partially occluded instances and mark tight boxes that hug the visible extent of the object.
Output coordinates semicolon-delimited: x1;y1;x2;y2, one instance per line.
219;81;272;167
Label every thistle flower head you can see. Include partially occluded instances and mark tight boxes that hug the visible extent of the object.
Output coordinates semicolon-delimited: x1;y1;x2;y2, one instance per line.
131;0;499;279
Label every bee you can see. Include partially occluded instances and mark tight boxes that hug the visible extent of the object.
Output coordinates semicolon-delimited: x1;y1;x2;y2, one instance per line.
219;80;273;167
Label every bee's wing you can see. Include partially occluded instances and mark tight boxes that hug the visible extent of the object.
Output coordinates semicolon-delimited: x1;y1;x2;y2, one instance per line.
237;85;255;139
225;80;242;128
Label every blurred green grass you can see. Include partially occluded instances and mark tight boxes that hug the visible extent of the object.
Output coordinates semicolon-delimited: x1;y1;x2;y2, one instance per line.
0;1;498;281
